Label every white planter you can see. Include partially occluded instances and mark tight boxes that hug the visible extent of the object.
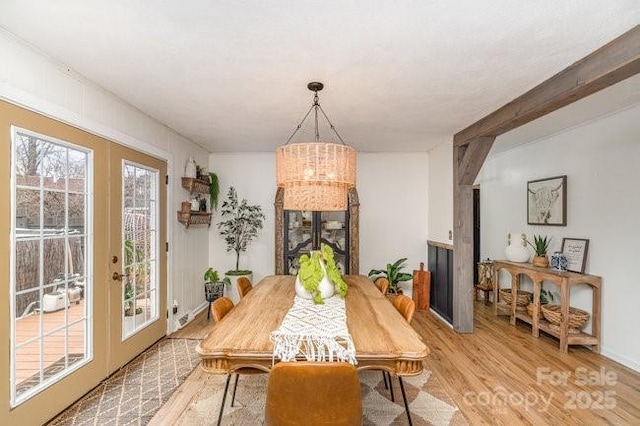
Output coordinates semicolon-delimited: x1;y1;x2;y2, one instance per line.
294;255;335;300
224;272;253;305
295;274;335;300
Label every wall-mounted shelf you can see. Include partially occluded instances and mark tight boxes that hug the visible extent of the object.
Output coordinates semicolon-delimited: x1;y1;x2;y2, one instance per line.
181;177;210;195
177;210;212;229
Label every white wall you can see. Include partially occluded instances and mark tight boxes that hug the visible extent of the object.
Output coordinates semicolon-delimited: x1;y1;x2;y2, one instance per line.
427;140;453;245
0;29;210;329
208;153;277;284
209;152;429;295
477;103;640;371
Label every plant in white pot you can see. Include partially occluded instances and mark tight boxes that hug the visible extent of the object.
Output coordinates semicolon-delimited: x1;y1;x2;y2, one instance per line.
217;187;265;303
296;243;347;304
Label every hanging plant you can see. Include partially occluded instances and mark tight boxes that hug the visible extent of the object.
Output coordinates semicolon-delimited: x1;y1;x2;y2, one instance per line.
209;172;220;211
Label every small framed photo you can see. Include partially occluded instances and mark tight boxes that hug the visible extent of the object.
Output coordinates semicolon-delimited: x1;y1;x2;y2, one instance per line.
561;238;589;273
527;175;567;226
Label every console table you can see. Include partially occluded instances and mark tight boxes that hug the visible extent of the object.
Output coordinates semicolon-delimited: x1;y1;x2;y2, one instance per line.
493;260;601;353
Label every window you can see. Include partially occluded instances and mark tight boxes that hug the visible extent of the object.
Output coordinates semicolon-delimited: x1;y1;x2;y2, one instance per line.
11;127;92;406
121;162;159;338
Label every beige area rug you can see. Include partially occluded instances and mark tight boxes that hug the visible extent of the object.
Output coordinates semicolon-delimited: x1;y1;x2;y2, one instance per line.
48;338;200;426
173;369;468;426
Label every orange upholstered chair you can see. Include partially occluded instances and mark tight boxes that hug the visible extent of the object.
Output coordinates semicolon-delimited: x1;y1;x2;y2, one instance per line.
236;276;253;299
393;294;416;324
264;362;362;426
391;294;417;424
374;277;389;295
211;296;265;426
211;297;234;323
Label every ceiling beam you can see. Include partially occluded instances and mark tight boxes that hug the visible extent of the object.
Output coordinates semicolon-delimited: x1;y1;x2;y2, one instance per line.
454;24;640;146
457;136;496;185
451;25;640;334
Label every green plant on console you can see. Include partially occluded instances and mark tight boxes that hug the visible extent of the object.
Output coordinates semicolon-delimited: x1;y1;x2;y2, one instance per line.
527;235;551;256
368;258;413;294
298;243;347;305
540;288;554;304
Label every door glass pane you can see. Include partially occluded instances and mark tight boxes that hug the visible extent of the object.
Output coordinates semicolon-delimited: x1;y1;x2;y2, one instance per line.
122;162;159;339
11;128;91;406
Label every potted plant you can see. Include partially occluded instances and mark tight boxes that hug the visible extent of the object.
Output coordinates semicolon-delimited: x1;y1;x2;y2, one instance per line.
527;235;551;268
217;187;265;303
204;267;227;318
368;258;413;295
527;288;555;317
296;243;347;304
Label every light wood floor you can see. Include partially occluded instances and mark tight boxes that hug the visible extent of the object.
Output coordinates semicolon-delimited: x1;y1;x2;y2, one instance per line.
418;301;639;425
157;301;640;425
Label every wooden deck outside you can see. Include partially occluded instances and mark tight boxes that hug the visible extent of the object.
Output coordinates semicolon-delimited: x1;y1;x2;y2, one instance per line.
15;300;87;386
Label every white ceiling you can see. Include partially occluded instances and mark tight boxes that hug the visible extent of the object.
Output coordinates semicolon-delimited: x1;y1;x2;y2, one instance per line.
1;1;639;153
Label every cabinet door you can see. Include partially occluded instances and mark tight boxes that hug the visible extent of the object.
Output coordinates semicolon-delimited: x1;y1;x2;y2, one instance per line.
428;244;438;310
427;244;453;324
318;211;349;274
283;210;314;275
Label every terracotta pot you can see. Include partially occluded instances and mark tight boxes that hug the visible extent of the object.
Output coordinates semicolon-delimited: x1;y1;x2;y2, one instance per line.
532;255;549;268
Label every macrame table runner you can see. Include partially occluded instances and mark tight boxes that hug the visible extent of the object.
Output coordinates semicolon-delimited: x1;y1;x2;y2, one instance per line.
270;295;357;365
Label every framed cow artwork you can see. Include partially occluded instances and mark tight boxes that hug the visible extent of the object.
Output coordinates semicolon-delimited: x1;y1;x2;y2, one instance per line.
527;175;567;226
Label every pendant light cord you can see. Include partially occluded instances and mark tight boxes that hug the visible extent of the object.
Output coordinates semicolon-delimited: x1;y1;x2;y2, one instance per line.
284;87;346;145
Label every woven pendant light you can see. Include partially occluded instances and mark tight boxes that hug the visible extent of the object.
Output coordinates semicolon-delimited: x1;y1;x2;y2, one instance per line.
276;82;356;211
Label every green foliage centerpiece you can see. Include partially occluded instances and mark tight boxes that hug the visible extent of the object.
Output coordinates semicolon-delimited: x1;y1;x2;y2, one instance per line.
296;243;347;304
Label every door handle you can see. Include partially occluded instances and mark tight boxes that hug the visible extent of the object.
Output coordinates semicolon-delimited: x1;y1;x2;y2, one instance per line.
112;272;129;281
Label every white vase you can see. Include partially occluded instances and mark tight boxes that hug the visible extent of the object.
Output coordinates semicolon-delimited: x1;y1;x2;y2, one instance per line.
185;157;197;178
505;232;531;262
295;255;335;300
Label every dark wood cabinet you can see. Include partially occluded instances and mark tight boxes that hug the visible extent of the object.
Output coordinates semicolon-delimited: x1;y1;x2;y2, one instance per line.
428;241;454;324
275;188;359;275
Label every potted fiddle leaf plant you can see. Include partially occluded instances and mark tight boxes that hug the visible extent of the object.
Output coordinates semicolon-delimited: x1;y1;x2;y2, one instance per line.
217;186;265;303
368;258;413;295
527;235;551;268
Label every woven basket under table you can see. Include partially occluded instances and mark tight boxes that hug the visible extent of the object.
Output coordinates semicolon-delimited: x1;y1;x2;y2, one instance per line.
541;304;589;329
499;289;532;306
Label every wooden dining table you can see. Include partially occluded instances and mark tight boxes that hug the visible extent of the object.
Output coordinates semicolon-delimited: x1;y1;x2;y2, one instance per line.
196;275;429;376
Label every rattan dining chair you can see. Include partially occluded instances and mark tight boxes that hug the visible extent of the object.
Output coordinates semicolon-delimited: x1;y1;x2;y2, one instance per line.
236;276;253;299
264;362;363;426
211;296;265;426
